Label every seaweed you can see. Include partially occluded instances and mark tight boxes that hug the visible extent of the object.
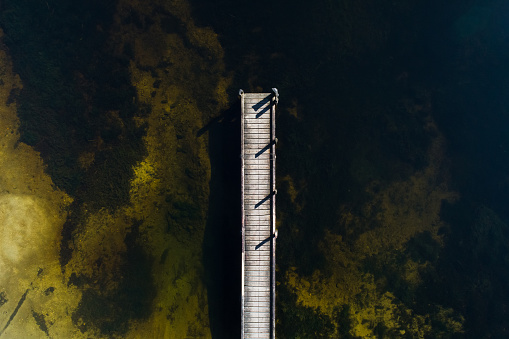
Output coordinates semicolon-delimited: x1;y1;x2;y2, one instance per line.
0;292;7;307
0;0;146;205
31;310;49;337
72;219;156;335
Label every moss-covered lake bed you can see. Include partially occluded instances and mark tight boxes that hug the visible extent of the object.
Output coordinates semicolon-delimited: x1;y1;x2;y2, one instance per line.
1;0;509;338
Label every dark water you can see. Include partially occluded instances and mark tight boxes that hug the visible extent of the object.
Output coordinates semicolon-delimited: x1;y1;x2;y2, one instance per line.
1;0;509;337
192;0;509;337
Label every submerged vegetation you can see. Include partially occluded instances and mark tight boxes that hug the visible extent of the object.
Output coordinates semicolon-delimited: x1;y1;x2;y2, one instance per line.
0;0;228;337
0;0;508;337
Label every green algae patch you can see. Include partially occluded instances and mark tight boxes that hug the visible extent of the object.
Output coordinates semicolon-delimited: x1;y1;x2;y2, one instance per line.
281;120;465;338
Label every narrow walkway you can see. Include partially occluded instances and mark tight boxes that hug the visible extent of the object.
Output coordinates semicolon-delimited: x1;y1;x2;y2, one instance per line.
240;89;277;339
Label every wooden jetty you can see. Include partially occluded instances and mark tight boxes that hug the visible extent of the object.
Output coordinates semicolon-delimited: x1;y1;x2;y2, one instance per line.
240;89;278;339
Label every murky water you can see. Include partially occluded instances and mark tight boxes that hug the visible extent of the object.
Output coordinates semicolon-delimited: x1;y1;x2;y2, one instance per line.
0;0;508;337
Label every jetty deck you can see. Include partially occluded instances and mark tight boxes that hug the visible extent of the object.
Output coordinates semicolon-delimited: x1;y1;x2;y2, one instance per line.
240;89;278;339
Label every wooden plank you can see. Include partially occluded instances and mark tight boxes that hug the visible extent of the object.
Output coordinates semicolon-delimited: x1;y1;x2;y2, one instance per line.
245;252;270;257
244;225;270;231
245;317;270;322
245;124;271;129
244;286;269;292
244;222;270;227
244;237;271;243
244;163;270;168
244;291;271;298
244;198;271;203
244;307;271;313
245;255;271;261
244;235;270;240
245;205;270;211
246;277;271;283
245;323;271;329
243;132;270;136
243;188;270;194
246;246;272;254
243;94;271;100
245;210;271;216
244;299;271;305
245;263;271;268
244;234;270;239
243;153;271;159
245;295;270;302
245;302;271;309
244;233;270;238
244;164;270;168
244;224;270;230
244;292;270;298
245;313;271;319
244;161;271;166
243;134;270;139
245;331;270;336
245;210;272;217
244;139;271;144
245;319;271;325
244;313;271;319
243;144;271;150
244;242;271;247
244;196;271;201
244;138;270;142
244;100;271;106
244;194;271;199
244;131;270;135
244;316;271;322
245;124;270;129
244;191;271;196
245;213;271;220
244;281;269;288
244;153;271;159
245;104;271;111
245;236;271;241
244;103;271;109
245;245;271;251
245;318;271;323
245;257;271;263
245;315;271;320
245;320;270;324
244;182;270;186
244;131;271;136
244;193;271;198
243;155;271;160
244;118;271;124
246;193;271;198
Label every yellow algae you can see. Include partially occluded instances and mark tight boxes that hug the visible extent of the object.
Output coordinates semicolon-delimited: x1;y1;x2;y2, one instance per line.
0;0;230;333
0;29;83;338
353;127;458;258
55;0;229;337
64;209;130;290
284;118;464;337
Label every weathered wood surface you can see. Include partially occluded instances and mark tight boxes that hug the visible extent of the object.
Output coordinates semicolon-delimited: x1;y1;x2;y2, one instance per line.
241;91;277;339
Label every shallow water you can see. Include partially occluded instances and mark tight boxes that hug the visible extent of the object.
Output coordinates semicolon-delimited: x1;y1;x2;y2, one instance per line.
0;0;508;337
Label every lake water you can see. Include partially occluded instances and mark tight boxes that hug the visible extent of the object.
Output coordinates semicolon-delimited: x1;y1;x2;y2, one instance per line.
0;0;508;337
